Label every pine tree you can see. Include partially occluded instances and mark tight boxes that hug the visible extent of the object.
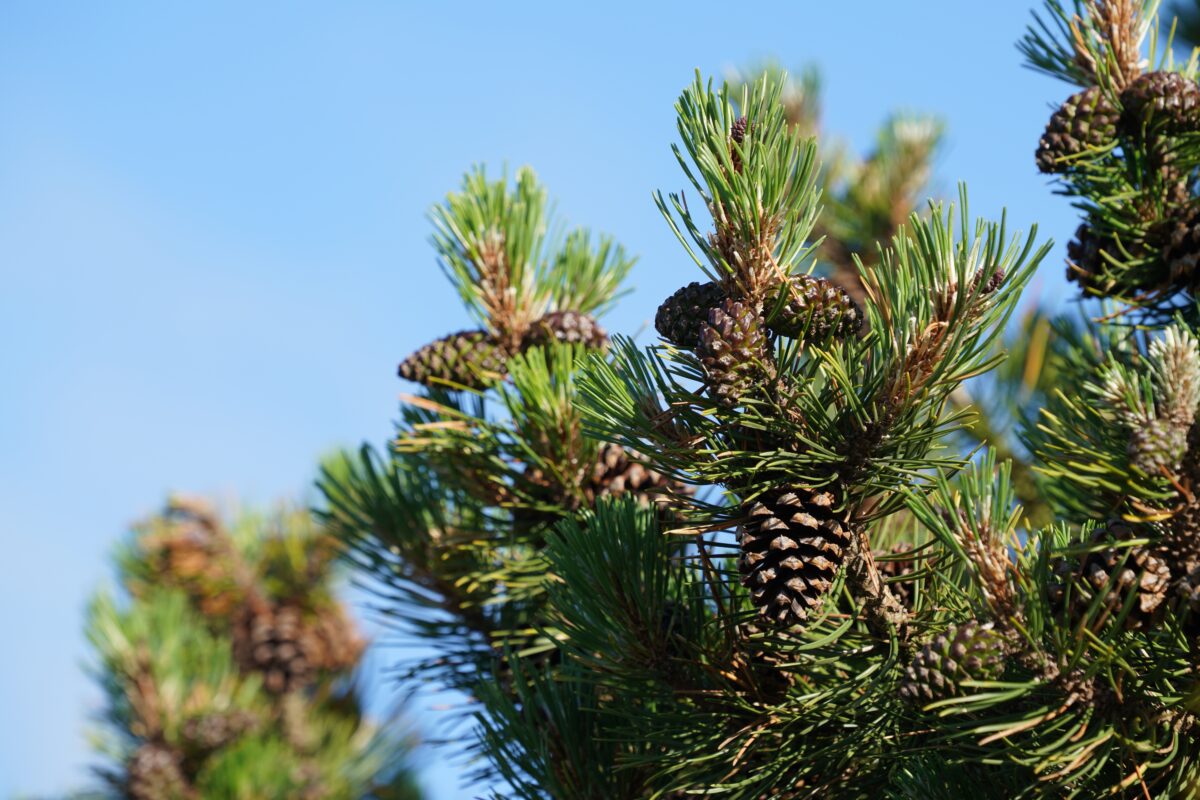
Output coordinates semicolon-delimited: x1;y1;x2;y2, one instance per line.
81;497;419;800
318;4;1200;794
317;166;692;795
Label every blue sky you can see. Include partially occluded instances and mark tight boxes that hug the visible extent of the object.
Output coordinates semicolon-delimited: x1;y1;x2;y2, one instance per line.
0;2;1084;796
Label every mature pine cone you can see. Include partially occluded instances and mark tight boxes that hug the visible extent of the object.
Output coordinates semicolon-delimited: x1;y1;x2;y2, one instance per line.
126;743;194;800
697;298;774;408
583;443;687;512
1065;223;1123;290
1164;205;1200;286
1036;86;1119;173
765;274;864;341
738;486;853;625
232;603;316;693
1120;71;1200;135
523;310;609;350
397;329;509;390
655;281;728;348
1054;522;1172;629
899;620;1005;704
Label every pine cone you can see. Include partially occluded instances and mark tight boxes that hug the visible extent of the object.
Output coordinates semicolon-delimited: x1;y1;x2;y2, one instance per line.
1065;222;1124;291
179;710;258;754
697;298;774;408
738;486;852;625
1055;522;1172;629
138;511;241;619
655;281;728;348
397;330;510;390
1130;416;1190;475
583;443;688;512
1164;205;1200;286
899;620;1005;704
126;743;194;800
232;603;317;693
523;310;609;350
1120;71;1200;135
730;115;749;172
765;274;864;342
1036;86;1119;173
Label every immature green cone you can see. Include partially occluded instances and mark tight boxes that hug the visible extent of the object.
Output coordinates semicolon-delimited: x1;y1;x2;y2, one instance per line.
738;486;852;626
765;274;864;341
397;329;509;390
1130;416;1190;475
1035;86;1119;173
899;620;1005;704
126;742;194;800
697;298;774;408
655;280;728;348
523;309;609;350
1119;71;1200;134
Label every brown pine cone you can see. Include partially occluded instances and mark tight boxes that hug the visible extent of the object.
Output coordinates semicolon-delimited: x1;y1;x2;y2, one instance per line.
397;329;510;390
1036;86;1119;173
697;298;775;408
522;310;609;351
1120;71;1200;135
655;281;728;348
738;486;852;625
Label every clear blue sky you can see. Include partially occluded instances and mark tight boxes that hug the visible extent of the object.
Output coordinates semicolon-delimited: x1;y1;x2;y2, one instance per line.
1;2;1083;796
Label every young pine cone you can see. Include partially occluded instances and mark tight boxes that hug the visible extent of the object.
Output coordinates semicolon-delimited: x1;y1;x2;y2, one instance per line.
899;620;1006;705
738;486;852;626
764;274;864;342
397;330;510;390
523;310;609;351
697;298;775;408
1035;86;1119;173
655;281;728;348
126;742;195;800
1119;71;1200;135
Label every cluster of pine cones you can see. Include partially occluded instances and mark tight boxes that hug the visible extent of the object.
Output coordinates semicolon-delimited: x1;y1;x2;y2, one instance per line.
398;309;608;390
123;504;365;799
654;229;864;625
1048;519;1199;637
1035;71;1200;296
